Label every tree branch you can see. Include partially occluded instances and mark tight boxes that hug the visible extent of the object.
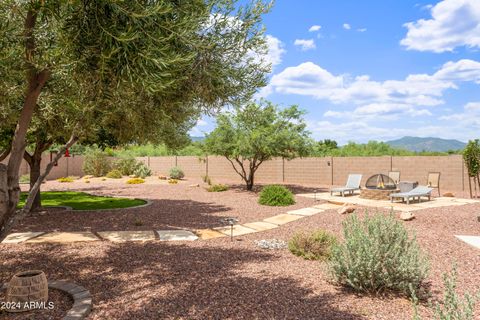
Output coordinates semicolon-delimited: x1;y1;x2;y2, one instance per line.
0;146;11;162
226;157;247;182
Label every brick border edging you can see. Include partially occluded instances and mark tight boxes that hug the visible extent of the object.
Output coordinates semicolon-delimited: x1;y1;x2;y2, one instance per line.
1;280;92;320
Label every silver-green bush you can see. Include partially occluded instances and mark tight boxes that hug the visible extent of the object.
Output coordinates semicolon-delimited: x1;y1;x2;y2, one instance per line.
169;166;184;179
133;162;152;179
329;212;429;296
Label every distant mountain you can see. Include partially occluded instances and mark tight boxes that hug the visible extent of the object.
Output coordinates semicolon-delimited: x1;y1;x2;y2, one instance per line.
386;136;466;152
190;136;205;142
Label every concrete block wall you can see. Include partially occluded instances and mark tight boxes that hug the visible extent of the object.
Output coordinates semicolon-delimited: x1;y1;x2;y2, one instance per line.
284;157;332;185
332;156;392;186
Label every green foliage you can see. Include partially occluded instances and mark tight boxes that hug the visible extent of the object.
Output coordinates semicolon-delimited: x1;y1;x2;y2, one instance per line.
329;212;429;296
463;140;480;177
106;169;123;179
17;191;145;210
289;230;337;260
413;266;480;320
207;184;229;192
82;149;112;177
126;178;145;185
56;177;75;183
19;174;30;184
133;162;152;179
258;185;296;206
169;166;185;179
205;100;312;190
114;157;138;176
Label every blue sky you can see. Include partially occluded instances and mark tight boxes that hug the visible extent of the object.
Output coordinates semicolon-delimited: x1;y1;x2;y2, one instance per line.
191;0;480;144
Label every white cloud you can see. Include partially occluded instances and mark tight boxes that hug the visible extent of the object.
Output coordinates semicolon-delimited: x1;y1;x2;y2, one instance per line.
343;23;351;30
401;0;480;52
357;28;367;32
196;119;208;126
264;35;286;68
309;25;322;32
294;39;316;51
264;59;480;119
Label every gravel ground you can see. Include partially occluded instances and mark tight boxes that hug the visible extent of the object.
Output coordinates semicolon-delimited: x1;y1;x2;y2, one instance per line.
0;288;72;319
1;179;479;319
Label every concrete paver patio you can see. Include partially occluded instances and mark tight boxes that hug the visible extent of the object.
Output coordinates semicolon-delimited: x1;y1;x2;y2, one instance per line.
299;192;478;212
98;231;156;242
2;232;45;244
26;232;100;243
455;235;480;249
263;213;304;225
157;230;199;241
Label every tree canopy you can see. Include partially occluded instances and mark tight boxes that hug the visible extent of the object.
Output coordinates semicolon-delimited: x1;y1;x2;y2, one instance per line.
204;100;312;190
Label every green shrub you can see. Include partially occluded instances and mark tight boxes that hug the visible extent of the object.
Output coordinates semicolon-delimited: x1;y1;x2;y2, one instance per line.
289;230;337;260
207;184;229;192
82;149;111;177
133;162;152;179
169;166;184;179
258;185;295;206
19;174;30;184
114;156;138;176
412;266;480;320
329;212;429;296
57;177;75;183
106;169;123;179
126;178;145;184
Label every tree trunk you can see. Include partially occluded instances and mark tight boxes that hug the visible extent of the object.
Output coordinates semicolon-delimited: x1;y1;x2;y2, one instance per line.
29;155;42;211
0;7;50;238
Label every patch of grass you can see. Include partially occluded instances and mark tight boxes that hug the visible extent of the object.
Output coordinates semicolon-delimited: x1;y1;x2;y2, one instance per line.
126;178;145;184
18;191;145;210
289;230;337;260
57;176;75;183
207;184;229;192
258;185;295;206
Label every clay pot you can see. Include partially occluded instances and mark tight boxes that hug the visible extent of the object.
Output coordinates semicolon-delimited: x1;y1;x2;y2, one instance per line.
6;270;48;312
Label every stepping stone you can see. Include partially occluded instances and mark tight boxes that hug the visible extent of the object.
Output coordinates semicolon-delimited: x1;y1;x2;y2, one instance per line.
312;203;342;210
26;232;99;243
214;225;257;236
263;214;303;226
287;207;324;216
2;232;44;244
97;231;155;242
455;235;480;249
157;230;198;241
243;221;278;231
195;229;226;240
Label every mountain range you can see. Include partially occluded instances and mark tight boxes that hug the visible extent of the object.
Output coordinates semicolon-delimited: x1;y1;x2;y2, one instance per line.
386;136;466;152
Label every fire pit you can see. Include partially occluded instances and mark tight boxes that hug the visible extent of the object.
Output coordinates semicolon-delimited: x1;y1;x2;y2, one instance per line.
360;174;398;200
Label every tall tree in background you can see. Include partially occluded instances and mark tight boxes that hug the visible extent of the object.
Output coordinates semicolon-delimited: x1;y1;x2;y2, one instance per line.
0;0;272;240
204;100;312;190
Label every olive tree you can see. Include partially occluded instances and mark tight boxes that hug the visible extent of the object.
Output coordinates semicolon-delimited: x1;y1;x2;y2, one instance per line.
0;0;272;240
204;100;312;190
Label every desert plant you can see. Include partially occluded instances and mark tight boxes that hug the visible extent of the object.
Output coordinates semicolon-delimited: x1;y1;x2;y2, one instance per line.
168;179;179;184
207;184;229;192
258;185;295;206
169;166;185;179
114;156;138;176
133;162;152;179
289;230;337;260
412;266;480;320
106;169;123;179
82;149;111;177
126;178;145;184
57;177;75;183
133;219;144;226
330;212;429;296
19;174;30;184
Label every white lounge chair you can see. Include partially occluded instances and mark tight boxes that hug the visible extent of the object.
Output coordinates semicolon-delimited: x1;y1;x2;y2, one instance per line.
330;174;362;197
390;186;433;205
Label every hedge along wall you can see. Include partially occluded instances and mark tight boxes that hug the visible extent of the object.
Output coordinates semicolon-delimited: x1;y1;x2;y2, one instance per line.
3;154;468;192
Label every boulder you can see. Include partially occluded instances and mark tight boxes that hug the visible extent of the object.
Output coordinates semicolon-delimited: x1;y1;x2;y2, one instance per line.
337;205;356;214
443;192;455;197
158;175;167;180
399;211;415;221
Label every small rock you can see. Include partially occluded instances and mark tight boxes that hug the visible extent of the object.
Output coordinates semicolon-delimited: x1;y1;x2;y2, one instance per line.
158;175;167;180
400;211;415;221
337;205;356;214
443;192;455;197
83;175;94;179
189;184;200;187
254;239;287;250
